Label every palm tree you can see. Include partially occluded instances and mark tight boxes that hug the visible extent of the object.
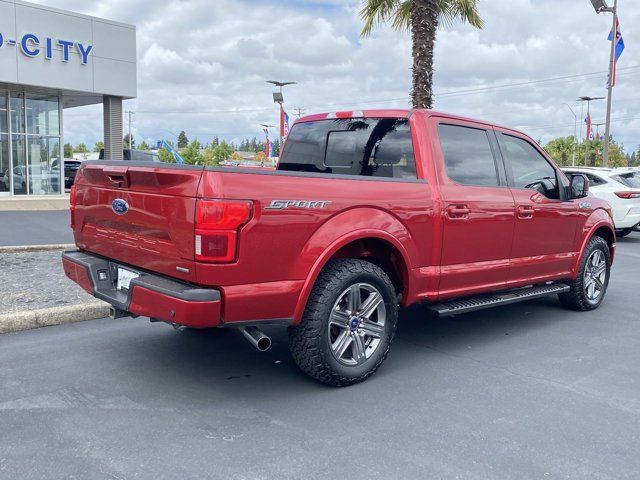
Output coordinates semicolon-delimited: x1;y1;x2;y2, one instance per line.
545;136;576;166
360;0;483;109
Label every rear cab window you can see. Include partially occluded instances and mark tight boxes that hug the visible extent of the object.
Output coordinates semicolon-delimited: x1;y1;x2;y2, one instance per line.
278;118;417;180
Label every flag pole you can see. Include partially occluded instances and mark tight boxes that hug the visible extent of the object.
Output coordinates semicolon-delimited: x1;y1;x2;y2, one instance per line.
602;0;618;168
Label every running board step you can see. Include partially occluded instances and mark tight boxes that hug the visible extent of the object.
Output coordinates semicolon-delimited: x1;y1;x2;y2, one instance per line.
427;283;571;317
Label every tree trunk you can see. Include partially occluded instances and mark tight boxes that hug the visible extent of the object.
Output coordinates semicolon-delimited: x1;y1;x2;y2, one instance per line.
411;0;438;109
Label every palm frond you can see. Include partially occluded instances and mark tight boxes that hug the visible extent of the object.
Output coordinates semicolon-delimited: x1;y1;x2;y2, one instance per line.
360;0;411;36
437;0;484;29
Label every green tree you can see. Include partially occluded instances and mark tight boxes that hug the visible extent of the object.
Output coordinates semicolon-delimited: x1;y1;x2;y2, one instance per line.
202;140;234;166
93;141;104;153
544;136;575;166
123;134;136;149
138;141;150;151
64;143;73;158
181;139;202;165
177;131;189;149
73;143;89;154
361;0;483;109
607;142;627;168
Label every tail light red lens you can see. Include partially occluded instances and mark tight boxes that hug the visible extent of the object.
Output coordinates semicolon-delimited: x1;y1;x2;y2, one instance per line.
614;191;640;199
195;199;252;263
69;184;76;228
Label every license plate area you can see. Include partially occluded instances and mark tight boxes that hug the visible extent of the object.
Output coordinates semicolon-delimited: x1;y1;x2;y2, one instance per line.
116;267;139;291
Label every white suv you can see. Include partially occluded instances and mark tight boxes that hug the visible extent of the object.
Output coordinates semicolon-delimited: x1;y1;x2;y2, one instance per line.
562;167;640;237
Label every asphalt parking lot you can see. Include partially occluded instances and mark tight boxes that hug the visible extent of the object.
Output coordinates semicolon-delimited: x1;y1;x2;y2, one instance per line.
0;211;73;246
1;235;639;480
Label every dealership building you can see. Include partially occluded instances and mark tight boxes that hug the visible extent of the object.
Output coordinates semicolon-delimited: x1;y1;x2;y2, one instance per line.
0;0;136;198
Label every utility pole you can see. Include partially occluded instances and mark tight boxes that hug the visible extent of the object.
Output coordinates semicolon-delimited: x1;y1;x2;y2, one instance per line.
603;0;618;167
125;111;134;149
590;0;619;167
293;107;306;118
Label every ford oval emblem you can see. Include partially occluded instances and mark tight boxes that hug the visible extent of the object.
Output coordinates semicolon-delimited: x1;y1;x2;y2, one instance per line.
111;198;129;215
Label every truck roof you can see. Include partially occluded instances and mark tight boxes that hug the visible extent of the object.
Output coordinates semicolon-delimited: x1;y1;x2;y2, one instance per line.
296;108;519;135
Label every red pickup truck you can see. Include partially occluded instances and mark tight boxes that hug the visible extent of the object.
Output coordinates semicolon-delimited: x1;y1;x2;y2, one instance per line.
63;109;615;386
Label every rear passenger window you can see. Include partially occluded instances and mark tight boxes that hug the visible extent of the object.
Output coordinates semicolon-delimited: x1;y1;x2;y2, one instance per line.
438;124;499;187
586;173;607;186
278;118;417;179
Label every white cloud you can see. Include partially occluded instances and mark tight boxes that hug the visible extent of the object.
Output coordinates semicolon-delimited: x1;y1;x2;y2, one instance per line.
41;0;639;152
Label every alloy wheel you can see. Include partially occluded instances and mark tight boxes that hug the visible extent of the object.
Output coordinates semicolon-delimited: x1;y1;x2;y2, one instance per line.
328;283;386;366
584;250;607;303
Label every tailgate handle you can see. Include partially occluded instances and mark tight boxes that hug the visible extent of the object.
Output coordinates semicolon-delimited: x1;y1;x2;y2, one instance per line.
104;168;130;188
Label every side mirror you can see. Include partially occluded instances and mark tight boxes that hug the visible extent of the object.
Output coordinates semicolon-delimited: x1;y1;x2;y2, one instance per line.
568;173;589;199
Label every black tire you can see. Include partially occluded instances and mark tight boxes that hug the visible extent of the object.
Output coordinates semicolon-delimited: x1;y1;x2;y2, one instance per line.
615;228;633;238
289;259;398;387
559;236;611;311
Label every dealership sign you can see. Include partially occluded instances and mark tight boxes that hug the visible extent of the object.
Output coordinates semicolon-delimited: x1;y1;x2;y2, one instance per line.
0;32;93;65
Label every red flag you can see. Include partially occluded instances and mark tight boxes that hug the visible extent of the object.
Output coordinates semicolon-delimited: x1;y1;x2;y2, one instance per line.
265;138;271;157
280;105;286;138
585;112;592;140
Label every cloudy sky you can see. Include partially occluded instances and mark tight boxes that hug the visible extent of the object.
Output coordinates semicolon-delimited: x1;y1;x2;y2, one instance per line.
41;0;640;151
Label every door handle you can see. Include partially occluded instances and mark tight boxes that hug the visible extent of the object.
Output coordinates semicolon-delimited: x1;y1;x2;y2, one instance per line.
446;204;470;220
517;205;534;219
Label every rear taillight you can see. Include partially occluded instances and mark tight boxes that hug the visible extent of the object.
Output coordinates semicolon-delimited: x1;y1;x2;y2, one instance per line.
69;184;76;228
614;191;640;199
195;199;252;263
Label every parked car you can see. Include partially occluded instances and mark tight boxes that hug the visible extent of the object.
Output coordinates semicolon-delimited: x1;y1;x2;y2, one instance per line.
63;109;615;386
0;170;9;192
562;167;640;237
99;149;160;162
64;160;83;189
12;165;28;193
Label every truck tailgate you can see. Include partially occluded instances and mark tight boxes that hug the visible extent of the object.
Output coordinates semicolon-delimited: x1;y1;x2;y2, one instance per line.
73;162;204;283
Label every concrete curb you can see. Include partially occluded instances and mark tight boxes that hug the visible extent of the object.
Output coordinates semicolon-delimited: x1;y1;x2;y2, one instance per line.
0;302;111;335
0;244;75;254
0;197;70;211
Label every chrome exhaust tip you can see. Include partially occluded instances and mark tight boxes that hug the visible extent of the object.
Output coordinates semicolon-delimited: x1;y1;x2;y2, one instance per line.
240;326;271;352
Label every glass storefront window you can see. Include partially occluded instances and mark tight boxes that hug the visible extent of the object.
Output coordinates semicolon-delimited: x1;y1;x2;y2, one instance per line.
0;134;9;193
27;96;60;136
0;94;8;134
27;136;61;194
11;135;27;195
1;92;62;196
10;93;26;134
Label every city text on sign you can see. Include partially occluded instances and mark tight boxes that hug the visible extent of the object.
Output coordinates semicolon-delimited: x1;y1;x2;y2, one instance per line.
0;32;93;65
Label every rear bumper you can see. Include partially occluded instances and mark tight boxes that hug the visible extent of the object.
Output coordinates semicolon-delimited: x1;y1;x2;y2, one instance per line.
613;205;640;229
62;250;221;328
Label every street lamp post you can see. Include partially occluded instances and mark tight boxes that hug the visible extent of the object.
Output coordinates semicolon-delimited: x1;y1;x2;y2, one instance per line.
563;103;578;166
266;80;296;147
590;0;618;167
577;96;605;166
